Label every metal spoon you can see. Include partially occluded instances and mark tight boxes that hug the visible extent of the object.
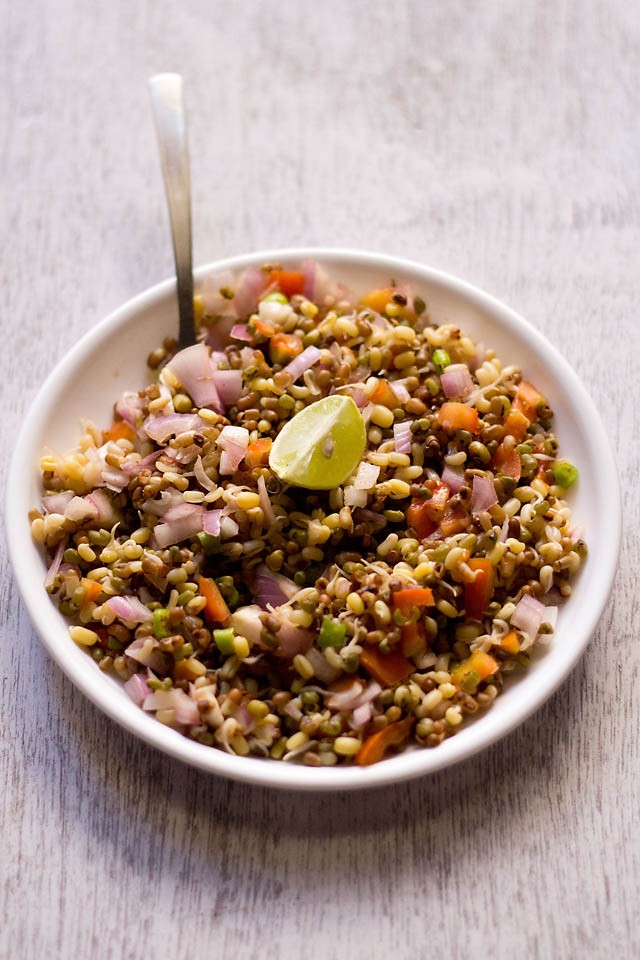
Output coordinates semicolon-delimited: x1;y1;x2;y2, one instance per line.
149;73;195;349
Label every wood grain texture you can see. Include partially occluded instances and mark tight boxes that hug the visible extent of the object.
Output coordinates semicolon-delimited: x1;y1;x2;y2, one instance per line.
1;1;638;958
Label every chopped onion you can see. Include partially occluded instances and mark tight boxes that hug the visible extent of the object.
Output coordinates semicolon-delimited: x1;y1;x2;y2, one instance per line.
125;637;165;673
42;492;73;514
274;615;313;659
143;688;199;726
194;456;216;492
153;505;204;548
239;346;256;367
356;508;387;529
142;488;184;517
44;538;66;589
511;594;546;640
229;323;253;342
217;425;249;475
393;421;412;454
257;474;276;525
284;699;303;722
230;604;264;646
166;343;223;412
143;412;205;444
499;516;510;542
233;266;268;317
471;475;498;514
220;515;239;538
305;646;340;684
84;489;118;526
440;363;473;399
327;679;364;711
542;605;559;630
123;672;152;707
344;487;368;508
116;391;144;426
391;380;411;403
351;387;367;409
350;701;373;730
64;496;99;524
211;368;243;406
352;461;380;489
254;565;298;609
351;681;382;709
200;270;236;315
101;466;130;493
122;450;162;478
361;403;375;425
202;509;222;535
282;345;322;382
301;258;316;299
441;463;466;493
105;595;153;623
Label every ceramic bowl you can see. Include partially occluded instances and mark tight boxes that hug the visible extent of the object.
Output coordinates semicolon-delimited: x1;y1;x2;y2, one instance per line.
6;248;621;790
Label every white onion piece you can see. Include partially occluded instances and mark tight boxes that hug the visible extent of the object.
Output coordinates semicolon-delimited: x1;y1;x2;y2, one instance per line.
194;456;216;492
115;391;144;426
391;380;411;403
64;496;99;524
326;680;364;712
153;506;204;548
125;637;165;673
167;343;224;412
42;492;73;514
511;594;546;640
351;681;382;709
230;605;264;646
163;502;203;523
393;421;412;455
441;464;466;493
471;475;498;515
218;425;249;448
282;346;322;382
275;616;313;659
257;474;276;525
142;488;184;517
219;444;245;475
143;688;199;726
353;461;380;489
542;605;559;629
234;266;268;316
44;538;66;589
350;701;373;730
143;413;204;444
200;270;236;315
440;363;473;399
121;451;162;478
304;646;340;684
123;672;152;707
211;368;243;407
220;515;239;538
202;509;222;535
105;595;153;623
229;323;253;342
344;487;368;508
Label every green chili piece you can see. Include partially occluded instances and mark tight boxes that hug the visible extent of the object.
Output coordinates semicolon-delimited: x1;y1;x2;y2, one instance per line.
262;291;288;304
553;461;578;488
432;349;451;373
318;617;347;649
213;628;235;655
152;608;172;639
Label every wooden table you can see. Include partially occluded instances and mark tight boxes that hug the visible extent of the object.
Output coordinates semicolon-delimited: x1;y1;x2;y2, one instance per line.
2;2;638;957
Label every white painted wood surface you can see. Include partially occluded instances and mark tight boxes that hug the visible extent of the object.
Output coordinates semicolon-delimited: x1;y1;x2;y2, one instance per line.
2;2;638;957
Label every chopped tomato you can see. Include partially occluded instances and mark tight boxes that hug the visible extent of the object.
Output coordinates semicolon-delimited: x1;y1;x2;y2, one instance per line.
439;501;470;537
104;420;136;444
360;644;413;686
502;408;529;442
423;481;450;521
356;716;415;766
80;578;102;604
360;287;396;314
253;318;275;339
269;270;305;298
245;438;272;468
513;380;545;421
392;587;435;616
406;498;437;540
450;649;499;689
400;621;427;659
497;629;520;655
437;402;480;433
464;558;494;620
198;577;230;624
369;378;400;408
269;333;303;365
493;441;522;480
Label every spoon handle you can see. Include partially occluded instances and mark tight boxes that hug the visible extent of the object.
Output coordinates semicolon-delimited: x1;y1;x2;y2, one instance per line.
149;73;195;349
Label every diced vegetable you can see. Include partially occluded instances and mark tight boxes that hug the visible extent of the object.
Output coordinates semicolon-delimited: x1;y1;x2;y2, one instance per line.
432;349;451;373
498;629;520;655
213;627;235;655
269;333;303;365
464;558;494;620
493;442;522;480
359;645;413;686
400;621;427;658
318;617;346;649
450;649;499;690
440;501;470;536
407;498;437;540
80;578;102;604
437;402;480;433
269;270;305;298
199;576;230;624
553;460;579;488
369;378;400;408
245;438;272;468
513;380;545;421
503;408;530;442
104;420;136;444
392;587;435;615
152;607;172;638
424;481;451;520
360;287;395;313
355;716;415;766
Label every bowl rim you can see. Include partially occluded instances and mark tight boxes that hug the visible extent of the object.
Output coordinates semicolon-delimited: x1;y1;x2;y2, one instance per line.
6;246;622;791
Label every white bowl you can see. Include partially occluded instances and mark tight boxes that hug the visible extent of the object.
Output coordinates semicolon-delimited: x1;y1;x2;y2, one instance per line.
6;248;621;791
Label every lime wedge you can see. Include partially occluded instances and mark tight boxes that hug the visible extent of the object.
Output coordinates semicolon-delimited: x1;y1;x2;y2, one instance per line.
269;395;367;489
